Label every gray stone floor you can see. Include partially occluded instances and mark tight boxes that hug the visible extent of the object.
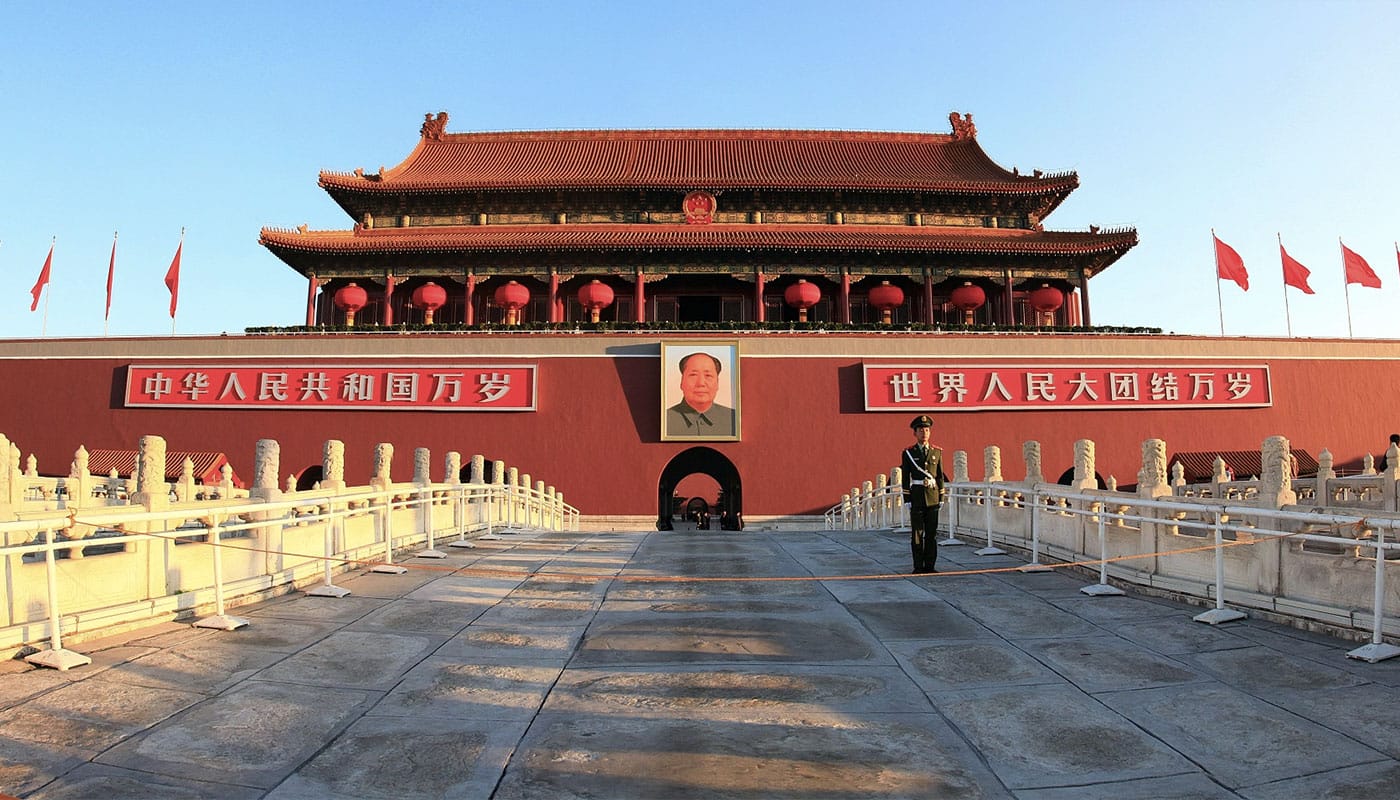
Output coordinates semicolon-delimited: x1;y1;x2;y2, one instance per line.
4;527;1400;799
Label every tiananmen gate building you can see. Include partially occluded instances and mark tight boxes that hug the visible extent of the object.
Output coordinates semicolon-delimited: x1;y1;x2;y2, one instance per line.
4;112;1398;529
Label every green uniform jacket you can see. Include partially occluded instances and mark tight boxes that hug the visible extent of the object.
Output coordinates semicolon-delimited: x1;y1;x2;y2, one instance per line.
900;444;947;507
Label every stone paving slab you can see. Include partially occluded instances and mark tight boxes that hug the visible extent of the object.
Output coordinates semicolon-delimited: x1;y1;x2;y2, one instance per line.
492;712;1012;800
1111;615;1253;655
264;714;529;800
543;664;932;719
434;624;585;663
26;763;265;800
931;684;1198;790
574;609;891;666
0;734;91;797
885;640;1065;692
1;675;204;752
843;599;994;641
253;630;448;691
944;590;1106;640
1013;772;1244;800
347;597;488;636
369;657;562;721
1234;759;1400;799
1096;681;1386;789
1015;634;1208;693
96;680;380;789
93;639;286;695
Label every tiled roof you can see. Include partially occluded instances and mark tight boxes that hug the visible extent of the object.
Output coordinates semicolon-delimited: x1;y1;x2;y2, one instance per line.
1169;449;1319;482
260;223;1137;258
85;450;244;488
318;129;1077;195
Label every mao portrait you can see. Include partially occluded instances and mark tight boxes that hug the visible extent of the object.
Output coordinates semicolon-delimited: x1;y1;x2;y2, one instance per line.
660;341;741;441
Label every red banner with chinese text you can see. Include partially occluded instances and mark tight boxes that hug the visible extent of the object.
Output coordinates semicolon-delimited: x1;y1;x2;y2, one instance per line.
124;363;536;411
863;363;1271;411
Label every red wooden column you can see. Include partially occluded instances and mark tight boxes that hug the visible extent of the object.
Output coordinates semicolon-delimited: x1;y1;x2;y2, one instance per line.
548;272;560;323
305;274;318;326
839;271;851;324
922;269;935;324
1002;269;1014;326
755;270;766;322
1078;267;1092;326
382;275;397;326
464;274;476;325
634;270;645;322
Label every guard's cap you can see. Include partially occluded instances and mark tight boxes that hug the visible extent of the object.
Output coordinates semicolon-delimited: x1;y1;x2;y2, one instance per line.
910;414;934;429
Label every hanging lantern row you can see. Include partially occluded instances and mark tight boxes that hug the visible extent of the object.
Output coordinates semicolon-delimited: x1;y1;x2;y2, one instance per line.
330;278;1060;327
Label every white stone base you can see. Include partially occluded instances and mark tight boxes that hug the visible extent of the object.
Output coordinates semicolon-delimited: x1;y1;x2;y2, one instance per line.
193;613;250;631
306;584;351;598
371;564;409;575
25;647;91;671
415;549;448;559
1347;642;1400;663
1080;583;1126;597
1194;607;1248;625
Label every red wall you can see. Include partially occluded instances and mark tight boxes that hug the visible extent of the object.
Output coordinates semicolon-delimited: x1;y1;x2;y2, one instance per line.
0;334;1395;519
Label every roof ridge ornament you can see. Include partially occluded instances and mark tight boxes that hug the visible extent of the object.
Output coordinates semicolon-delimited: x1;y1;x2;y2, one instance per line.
420;111;449;141
948;112;976;141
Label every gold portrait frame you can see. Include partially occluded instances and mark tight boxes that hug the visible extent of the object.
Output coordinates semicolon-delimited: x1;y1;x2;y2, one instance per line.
660;340;741;441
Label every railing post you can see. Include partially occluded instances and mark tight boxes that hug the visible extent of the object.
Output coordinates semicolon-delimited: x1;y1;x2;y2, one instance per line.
194;513;250;630
307;503;351;597
1194;510;1247;624
975;485;1006;556
1020;489;1052;572
415;483;445;559
24;524;93;670
1081;504;1125;596
371;496;407;574
1348;526;1400;662
449;484;476;550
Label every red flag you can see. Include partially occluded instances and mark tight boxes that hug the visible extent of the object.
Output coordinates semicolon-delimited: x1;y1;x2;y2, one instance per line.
164;237;182;318
105;234;117;320
1342;242;1381;288
1279;245;1314;294
1213;234;1249;291
30;242;53;312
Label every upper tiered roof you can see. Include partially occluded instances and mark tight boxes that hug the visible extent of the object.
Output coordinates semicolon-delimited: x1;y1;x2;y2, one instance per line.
318;112;1076;199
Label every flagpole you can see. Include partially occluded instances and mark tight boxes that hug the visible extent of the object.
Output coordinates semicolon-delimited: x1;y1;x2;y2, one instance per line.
105;231;116;337
1279;234;1293;338
171;227;183;336
1341;238;1354;338
41;236;54;338
1212;229;1225;336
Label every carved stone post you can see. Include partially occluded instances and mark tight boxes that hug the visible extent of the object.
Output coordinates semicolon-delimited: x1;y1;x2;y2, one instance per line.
1315;449;1335;506
1257;435;1297;509
444;452;462;486
251;439;282;504
1072;440;1096;491
1022;440;1044;485
371;443;394;493
106;469;124;506
1137;439;1171;500
1383;444;1400;513
984;445;1003;482
133;435;169;510
0;433;11;511
178;457;196;502
321;439;346;491
953;450;969;483
1170;462;1186;489
69;445;94;509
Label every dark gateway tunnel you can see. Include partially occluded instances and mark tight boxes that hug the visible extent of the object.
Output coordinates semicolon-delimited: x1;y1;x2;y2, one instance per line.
657;446;743;531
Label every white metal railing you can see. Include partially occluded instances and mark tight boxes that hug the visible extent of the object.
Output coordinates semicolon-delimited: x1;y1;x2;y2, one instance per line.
3;479;578;669
827;478;1400;663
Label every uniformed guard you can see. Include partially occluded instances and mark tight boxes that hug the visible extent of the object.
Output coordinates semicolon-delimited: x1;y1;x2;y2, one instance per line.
900;414;947;573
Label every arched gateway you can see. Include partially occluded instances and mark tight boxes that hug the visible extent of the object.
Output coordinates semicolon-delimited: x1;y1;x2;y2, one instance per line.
657;447;743;531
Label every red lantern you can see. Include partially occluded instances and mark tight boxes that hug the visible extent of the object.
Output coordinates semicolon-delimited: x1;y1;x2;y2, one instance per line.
949;281;986;324
1029;284;1064;326
411;281;447;324
576;280;615;323
867;281;904;325
1029;284;1064;312
494;280;530;325
783;279;821;322
333;282;367;327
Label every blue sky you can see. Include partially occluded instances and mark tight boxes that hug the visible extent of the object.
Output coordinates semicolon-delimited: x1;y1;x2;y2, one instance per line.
2;1;1397;339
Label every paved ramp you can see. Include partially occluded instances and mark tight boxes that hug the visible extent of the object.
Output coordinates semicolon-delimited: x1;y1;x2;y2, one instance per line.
3;528;1400;798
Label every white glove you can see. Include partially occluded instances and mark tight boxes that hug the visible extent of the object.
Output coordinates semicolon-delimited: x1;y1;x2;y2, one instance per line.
902;502;912;510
